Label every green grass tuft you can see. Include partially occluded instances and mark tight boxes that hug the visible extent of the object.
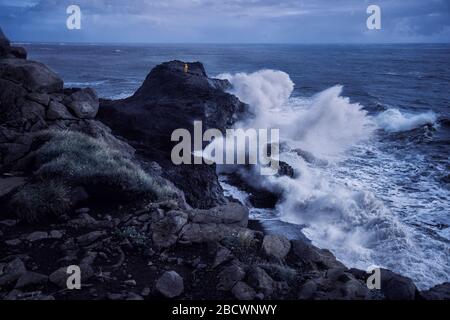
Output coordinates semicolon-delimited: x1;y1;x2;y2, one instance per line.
34;130;177;201
9;179;71;222
9;130;178;222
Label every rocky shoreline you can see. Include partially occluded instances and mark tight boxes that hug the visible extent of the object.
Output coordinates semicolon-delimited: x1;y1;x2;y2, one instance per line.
0;27;448;300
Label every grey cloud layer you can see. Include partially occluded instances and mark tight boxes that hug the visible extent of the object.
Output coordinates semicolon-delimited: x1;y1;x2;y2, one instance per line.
1;0;449;42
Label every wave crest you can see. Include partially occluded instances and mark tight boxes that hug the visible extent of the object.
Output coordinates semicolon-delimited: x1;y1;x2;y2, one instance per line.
375;108;437;133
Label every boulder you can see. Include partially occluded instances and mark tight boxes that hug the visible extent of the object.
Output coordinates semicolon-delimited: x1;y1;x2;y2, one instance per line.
48;267;68;288
66;88;99;119
180;223;253;244
189;203;249;227
15;271;48;289
76;230;107;246
0;59;63;93
212;246;234;268
151;210;188;248
341;279;369;300
247;266;275;298
0;79;27;120
0;176;26;197
421;283;450;300
26;92;50;106
298;280;317;300
155;271;184;298
291;239;345;270
379;269;419;300
0;258;26;286
20;99;47;122
0;27;10;57
49;264;93;288
9;46;27;59
98;60;248;208
217;264;246;291
261;234;291;260
47;101;75;120
26;231;49;242
5;239;22;246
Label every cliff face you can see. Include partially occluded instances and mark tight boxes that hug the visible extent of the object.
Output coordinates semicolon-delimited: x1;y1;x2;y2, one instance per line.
99;60;247;209
0;28;26;60
0;27;184;217
0;27;448;301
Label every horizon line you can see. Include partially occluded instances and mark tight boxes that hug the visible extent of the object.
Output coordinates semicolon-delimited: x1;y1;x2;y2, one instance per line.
12;41;450;46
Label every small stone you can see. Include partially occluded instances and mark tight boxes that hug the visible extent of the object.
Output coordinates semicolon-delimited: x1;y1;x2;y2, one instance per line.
67;88;99;119
255;293;265;300
107;293;124;300
49;230;64;239
212;246;233;268
15;271;48;289
261;234;291;260
247;267;274;298
4;289;23;300
0;258;27;286
26;231;48;242
124;279;137;286
49;267;68;288
0;219;18;227
26;92;50;106
47;101;74;120
232;282;257;300
5;239;22;246
155;271;184;298
141;287;151;296
76;231;107;246
298;280;317;300
217;264;246;291
137;214;151;222
75;207;90;214
70;187;89;206
126;293;144;300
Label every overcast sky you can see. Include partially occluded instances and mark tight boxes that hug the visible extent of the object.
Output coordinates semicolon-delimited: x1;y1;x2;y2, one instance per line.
1;0;449;43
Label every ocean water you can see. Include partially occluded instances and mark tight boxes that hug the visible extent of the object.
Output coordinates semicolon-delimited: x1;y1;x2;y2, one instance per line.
22;43;450;289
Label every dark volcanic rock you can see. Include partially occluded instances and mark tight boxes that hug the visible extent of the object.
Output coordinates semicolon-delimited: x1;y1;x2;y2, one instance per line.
421;282;450;300
9;46;27;60
65;88;99;119
156;271;184;298
261;234;291;260
99;60;248;208
0;27;11;58
379;269;420;300
290;239;345;270
0;28;27;59
0;59;63;93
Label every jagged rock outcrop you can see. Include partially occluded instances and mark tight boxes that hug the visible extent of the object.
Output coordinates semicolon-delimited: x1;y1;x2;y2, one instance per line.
0;29;184;219
99;61;248;209
0;27;27;59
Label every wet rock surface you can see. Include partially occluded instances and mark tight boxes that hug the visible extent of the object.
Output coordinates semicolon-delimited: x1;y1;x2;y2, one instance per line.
98;60;248;209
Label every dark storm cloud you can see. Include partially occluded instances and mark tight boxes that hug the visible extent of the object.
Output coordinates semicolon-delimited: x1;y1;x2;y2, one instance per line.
0;0;449;43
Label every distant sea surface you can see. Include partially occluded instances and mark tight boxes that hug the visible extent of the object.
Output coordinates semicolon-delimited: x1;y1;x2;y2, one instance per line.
22;43;450;289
